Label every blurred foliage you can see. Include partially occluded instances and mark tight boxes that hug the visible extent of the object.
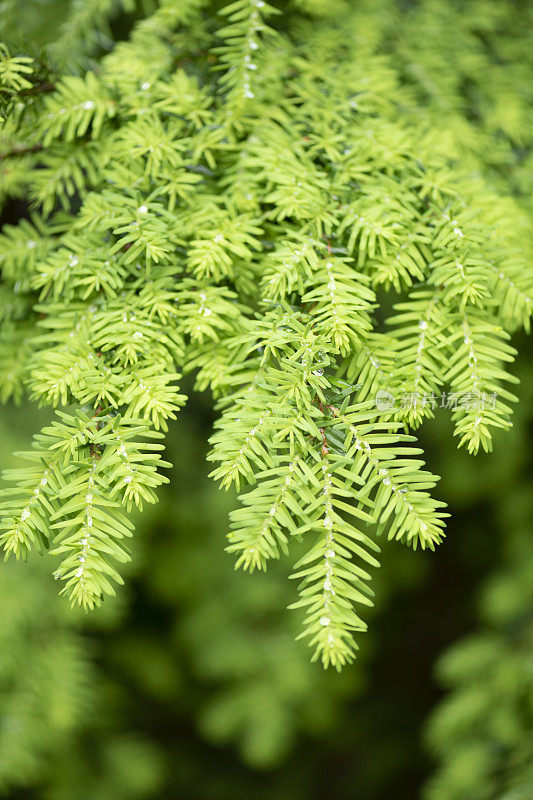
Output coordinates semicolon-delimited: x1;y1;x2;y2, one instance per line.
0;0;532;798
422;351;533;800
425;529;533;800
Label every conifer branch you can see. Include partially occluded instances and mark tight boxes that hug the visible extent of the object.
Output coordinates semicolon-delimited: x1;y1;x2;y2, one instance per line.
0;0;530;667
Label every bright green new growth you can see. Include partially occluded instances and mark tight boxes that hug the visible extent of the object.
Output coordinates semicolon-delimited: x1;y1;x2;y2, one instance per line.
1;0;531;669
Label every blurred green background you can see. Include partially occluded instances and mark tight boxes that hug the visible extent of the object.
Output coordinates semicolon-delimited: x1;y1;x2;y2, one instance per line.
1;0;533;798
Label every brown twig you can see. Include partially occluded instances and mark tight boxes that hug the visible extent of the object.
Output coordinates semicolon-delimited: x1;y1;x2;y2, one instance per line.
19;80;56;97
0;142;43;162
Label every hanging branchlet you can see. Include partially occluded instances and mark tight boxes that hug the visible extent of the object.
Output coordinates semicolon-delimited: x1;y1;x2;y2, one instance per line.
213;0;279;114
